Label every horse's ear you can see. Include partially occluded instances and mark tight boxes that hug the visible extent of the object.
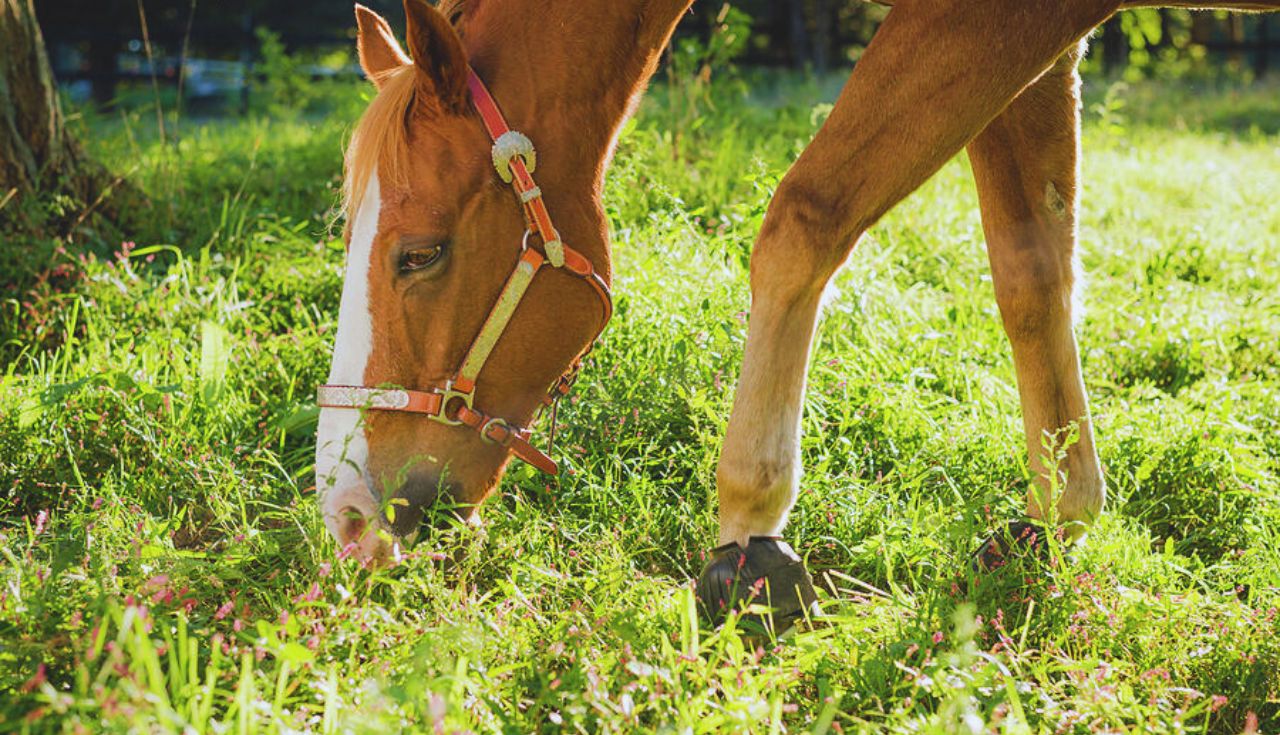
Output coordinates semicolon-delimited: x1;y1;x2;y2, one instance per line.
355;4;410;87
403;0;469;113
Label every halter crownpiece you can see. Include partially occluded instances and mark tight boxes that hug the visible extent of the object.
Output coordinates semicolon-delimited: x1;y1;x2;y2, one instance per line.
318;67;613;476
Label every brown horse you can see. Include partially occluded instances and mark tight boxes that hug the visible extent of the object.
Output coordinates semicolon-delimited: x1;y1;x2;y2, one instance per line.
315;0;1279;621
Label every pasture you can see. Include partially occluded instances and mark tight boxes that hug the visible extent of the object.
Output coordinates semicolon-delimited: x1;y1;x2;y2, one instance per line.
2;73;1279;732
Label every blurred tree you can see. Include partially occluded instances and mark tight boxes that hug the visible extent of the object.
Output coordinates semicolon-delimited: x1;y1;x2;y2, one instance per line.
2;0;88;205
788;0;809;69
787;0;832;72
1227;13;1246;67
1101;17;1130;74
1;0;137;267
809;0;833;71
35;0;400;108
1259;16;1270;75
30;0;1280;110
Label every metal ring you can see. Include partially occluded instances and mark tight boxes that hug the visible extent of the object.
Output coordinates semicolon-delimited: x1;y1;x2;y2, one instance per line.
478;417;511;445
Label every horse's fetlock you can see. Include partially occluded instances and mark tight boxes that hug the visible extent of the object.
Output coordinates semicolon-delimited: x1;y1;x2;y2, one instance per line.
716;449;798;538
1060;474;1106;526
1029;452;1105;534
717;453;795;505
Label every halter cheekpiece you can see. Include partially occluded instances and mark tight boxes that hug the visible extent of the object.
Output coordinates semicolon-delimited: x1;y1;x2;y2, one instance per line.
317;69;613;476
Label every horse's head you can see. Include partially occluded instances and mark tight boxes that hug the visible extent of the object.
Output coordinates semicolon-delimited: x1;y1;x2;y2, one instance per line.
315;0;613;562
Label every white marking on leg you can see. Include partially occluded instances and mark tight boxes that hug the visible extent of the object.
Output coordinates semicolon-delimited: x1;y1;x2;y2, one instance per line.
717;292;825;547
317;175;381;541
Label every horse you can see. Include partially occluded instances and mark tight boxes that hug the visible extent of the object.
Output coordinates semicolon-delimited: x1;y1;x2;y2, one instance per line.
315;0;1280;625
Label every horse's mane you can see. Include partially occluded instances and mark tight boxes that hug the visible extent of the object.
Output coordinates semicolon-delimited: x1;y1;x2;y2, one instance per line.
343;65;416;235
343;2;475;236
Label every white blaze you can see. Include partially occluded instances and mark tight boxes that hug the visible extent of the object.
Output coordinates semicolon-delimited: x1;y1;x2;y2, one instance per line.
317;175;381;528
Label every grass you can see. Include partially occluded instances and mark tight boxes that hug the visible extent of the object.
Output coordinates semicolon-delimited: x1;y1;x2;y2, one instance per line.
1;71;1278;733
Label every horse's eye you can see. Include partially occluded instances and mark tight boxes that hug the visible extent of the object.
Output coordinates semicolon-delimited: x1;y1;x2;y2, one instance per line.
398;243;445;273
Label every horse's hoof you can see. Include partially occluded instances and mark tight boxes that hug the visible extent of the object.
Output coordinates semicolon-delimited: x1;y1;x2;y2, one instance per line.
970;519;1053;573
695;536;820;633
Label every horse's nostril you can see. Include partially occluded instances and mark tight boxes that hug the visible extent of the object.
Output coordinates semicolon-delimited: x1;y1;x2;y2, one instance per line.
335;506;399;568
320;488;399;567
335;506;369;544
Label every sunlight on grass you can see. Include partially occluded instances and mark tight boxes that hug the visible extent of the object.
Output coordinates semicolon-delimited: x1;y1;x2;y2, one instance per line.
1;76;1278;732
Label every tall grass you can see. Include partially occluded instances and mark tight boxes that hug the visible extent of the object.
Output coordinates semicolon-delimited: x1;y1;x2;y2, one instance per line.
1;74;1278;733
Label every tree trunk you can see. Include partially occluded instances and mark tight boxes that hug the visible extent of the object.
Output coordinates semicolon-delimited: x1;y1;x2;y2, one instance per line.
0;0;76;199
788;0;810;71
1101;17;1128;75
1228;14;1246;67
88;35;120;109
1258;16;1270;77
1;0;138;281
810;0;831;74
1190;12;1215;47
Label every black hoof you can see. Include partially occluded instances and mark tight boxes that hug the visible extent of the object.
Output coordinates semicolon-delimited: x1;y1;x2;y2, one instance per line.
695;536;819;633
971;519;1053;573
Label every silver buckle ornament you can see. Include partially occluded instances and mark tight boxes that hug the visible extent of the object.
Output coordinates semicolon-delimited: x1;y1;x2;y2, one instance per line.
491;131;536;183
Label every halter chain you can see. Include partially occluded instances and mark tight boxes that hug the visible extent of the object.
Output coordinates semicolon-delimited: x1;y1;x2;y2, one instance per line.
317;68;613;476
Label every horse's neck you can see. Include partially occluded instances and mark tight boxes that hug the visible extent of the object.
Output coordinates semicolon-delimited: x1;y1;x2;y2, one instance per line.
460;0;689;280
466;0;691;187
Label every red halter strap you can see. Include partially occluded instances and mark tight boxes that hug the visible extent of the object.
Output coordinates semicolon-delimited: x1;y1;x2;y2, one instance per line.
468;73;565;267
318;68;612;476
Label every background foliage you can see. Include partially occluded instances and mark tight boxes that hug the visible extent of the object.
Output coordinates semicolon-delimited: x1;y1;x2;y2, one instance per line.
33;1;1280;113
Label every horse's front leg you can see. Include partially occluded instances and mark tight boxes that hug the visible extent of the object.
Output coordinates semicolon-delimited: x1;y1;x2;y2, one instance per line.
967;46;1106;567
699;0;1122;627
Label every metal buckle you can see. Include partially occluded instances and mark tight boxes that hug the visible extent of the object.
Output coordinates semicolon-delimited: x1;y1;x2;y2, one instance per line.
478;417;511;445
430;381;474;427
491;131;536;184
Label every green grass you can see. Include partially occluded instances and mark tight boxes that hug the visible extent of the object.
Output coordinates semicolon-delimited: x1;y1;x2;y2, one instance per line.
2;73;1279;733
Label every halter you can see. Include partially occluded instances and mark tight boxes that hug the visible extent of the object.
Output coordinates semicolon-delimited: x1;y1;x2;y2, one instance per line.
317;69;613;476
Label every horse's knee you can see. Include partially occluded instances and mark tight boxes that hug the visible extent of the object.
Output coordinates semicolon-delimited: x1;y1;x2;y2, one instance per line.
750;177;859;302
